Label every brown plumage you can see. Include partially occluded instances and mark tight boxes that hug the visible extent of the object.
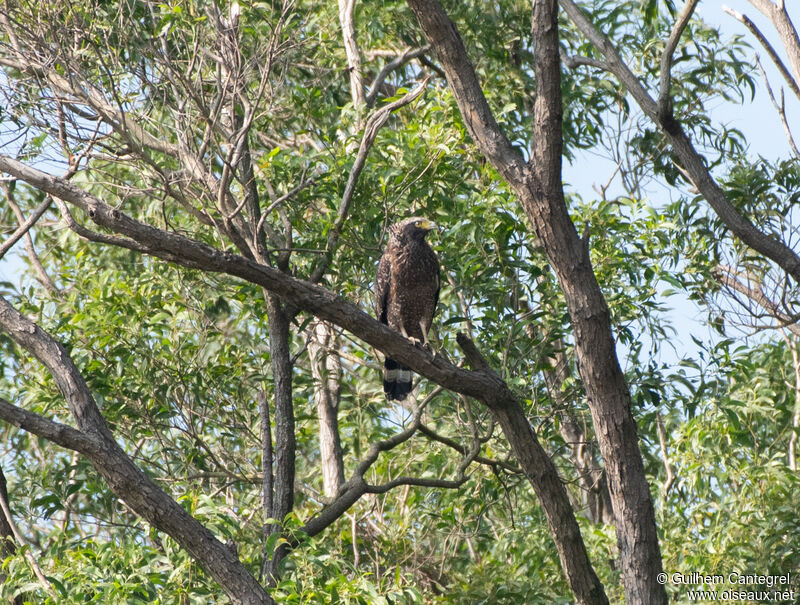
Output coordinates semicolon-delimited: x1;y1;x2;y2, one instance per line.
375;217;440;400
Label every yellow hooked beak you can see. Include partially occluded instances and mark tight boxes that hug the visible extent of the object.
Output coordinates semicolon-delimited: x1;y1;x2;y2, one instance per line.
416;219;437;231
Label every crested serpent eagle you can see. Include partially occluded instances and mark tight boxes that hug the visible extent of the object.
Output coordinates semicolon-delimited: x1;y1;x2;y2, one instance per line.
374;217;440;400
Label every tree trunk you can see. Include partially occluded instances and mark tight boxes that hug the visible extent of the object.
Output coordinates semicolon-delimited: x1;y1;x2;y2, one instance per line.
405;1;667;602
263;294;295;587
307;320;345;498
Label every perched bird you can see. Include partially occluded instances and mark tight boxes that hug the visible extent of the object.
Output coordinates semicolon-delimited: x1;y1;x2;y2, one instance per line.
374;217;440;400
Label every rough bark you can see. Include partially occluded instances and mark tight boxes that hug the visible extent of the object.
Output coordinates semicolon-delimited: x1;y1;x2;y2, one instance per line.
543;345;614;525
405;1;666;602
0;297;271;605
263;294;295;589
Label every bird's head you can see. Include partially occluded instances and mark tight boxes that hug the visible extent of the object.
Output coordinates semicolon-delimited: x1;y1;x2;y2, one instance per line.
394;216;438;241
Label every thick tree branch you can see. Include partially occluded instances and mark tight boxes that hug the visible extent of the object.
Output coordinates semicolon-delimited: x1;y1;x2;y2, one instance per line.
0;297;271;605
0;151;511;403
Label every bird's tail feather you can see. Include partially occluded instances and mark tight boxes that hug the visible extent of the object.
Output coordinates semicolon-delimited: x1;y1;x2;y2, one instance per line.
383;358;413;400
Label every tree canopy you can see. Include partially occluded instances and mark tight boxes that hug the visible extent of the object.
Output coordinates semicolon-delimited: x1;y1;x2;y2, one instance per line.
0;1;798;603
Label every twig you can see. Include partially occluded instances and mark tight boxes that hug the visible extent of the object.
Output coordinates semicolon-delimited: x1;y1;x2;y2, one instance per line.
308;76;430;283
755;55;800;158
712;264;800;335
561;53;610;72
0;192;52;260
723;5;800;100
253;175;317;250
655;412;675;495
1;183;58;293
0;461;59;600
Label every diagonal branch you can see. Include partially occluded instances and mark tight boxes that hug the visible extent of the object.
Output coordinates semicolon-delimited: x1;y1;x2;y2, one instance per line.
723;5;800;101
308;76;430;283
365;46;431;107
754;55;800;158
746;0;800;89
0;192;52;260
560;0;800;285
0;296;271;605
658;0;700;120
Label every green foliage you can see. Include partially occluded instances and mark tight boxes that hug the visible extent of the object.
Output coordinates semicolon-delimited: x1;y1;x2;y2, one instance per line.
1;0;799;603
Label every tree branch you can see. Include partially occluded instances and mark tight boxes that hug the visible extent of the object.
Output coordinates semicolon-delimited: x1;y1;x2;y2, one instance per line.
365;46;431;107
308;76;430;283
754;55;800;158
338;0;366;110
0;191;52;260
723;4;800;100
712;264;800;335
658;0;700;121
0;296;271;605
560;0;800;284
746;0;800;89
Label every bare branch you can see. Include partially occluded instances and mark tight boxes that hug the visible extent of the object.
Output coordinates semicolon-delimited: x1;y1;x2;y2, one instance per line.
0;191;52;260
712;264;800;335
418;422;521;473
1;183;58;293
0;397;103;459
561;53;611;71
754;55;800;158
52;197;151;254
723;5;800;100
365;46;431;107
339;0;366;109
308;76;430;283
655;412;675;495
746;0;800;88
